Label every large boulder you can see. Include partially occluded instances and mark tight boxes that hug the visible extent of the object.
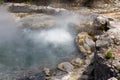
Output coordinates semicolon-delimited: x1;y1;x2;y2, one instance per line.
95;27;120;80
93;15;109;33
94;50;118;80
94;15;120;32
96;28;120;47
94;16;108;27
75;32;95;56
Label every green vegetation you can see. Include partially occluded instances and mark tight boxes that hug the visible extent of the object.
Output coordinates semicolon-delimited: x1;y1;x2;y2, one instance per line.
105;49;114;59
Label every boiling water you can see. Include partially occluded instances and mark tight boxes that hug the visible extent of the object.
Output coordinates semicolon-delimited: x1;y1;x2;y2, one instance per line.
0;5;79;79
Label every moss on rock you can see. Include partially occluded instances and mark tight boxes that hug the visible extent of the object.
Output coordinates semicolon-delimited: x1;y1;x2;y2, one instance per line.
105;49;114;59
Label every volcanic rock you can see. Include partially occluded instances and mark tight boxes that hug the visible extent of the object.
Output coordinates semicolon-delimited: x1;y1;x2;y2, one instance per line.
96;28;120;47
71;58;83;68
94;25;120;80
107;21;120;29
57;62;74;72
94;15;108;31
95;16;108;26
75;32;95;56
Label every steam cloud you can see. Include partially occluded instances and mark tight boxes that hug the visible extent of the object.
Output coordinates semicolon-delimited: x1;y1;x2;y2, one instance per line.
0;5;82;79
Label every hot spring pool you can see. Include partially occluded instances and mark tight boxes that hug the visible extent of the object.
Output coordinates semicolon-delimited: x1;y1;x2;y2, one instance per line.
0;5;80;79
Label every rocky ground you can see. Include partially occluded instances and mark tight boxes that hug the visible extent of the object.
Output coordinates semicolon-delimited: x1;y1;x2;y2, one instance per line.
2;1;120;80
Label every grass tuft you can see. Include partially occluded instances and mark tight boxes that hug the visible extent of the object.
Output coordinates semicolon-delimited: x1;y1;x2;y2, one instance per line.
105;48;114;59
